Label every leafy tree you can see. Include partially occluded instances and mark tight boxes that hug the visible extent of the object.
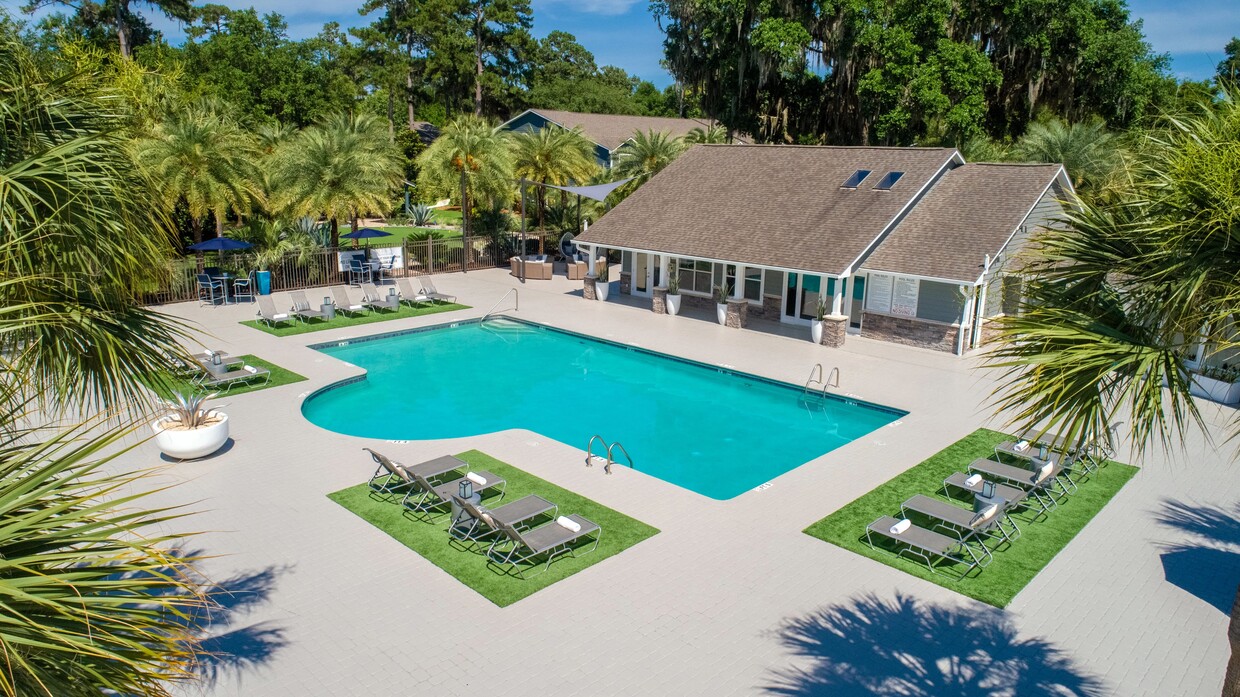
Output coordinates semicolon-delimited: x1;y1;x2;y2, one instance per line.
416;115;513;239
510;126;599;249
458;0;532;115
23;0;191;57
1012;117;1122;190
1219;37;1240;85
685;124;726;144
610;129;686;198
272;112;403;247
358;0;435;129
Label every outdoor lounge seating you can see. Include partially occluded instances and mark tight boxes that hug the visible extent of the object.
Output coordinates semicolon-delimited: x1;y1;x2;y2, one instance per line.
233;272;255;303
191;349;243;371
967;457;1068;512
348;258;373;286
395;277;431;306
363;448;468;497
196;273;223;306
995;440;1081;492
289;291;326;323
941;472;1031;521
330;286;368;316
510;255;553;280
256;296;294;327
194;364;270;393
400;468;506;517
419;278;455;303
566;255;602;281
449;494;558;545
900;494;1018;549
865;515;987;575
487;513;601;578
361;282;400;311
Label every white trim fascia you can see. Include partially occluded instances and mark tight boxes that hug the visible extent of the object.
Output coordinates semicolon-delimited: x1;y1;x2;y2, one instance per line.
858;267;978;287
841;149;966;276
574;243;842;279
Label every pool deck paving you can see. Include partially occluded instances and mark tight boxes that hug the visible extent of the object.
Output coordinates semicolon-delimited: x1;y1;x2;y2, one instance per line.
124;270;1238;696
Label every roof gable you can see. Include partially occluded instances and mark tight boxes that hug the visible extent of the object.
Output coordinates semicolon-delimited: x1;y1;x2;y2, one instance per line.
504;109;739;152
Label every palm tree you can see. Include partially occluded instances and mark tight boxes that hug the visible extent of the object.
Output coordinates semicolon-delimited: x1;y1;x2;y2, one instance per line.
510;126;599;251
1012;117;1122;190
685;123;727;144
271;112;402;248
987;92;1240;696
611;129;686;198
134;100;262;247
416;115;514;241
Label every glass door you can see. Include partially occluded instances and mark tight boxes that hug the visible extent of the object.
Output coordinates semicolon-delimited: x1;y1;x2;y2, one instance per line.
850;275;865;328
635;253;649;295
798;275;821;321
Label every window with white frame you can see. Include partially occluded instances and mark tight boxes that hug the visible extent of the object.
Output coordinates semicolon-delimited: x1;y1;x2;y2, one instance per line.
677;259;713;295
721;264;762;301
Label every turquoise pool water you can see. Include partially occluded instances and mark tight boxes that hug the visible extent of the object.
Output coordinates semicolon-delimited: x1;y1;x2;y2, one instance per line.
302;319;905;499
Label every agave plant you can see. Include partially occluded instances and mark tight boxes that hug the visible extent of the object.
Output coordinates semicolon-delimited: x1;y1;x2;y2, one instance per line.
162;391;221;429
667;259;680;294
713;283;730;304
409;203;434;226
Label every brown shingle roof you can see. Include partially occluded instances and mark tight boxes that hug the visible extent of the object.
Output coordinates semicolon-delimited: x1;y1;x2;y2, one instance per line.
863;163;1065;283
577;145;960;276
524;109;743;151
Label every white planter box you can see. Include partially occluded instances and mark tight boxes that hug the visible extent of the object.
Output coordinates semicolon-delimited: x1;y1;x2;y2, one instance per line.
1190;374;1240;405
666;294;682;316
152;413;230;460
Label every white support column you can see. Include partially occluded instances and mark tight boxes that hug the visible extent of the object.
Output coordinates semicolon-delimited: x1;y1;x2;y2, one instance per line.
831;275;846;316
973;281;988;347
587;246;597;276
659;254;670;287
956;285;972;356
732;264;746;300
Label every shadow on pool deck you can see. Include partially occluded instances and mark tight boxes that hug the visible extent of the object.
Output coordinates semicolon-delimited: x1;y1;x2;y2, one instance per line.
1156;498;1240;614
762;593;1106;697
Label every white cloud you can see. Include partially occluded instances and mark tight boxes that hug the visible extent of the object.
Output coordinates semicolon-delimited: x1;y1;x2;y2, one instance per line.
533;0;642;17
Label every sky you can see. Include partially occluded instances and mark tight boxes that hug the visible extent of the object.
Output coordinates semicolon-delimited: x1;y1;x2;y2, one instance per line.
18;0;1240;86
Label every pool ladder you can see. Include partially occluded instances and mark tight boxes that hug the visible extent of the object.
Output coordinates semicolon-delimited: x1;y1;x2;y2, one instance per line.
481;288;518;322
585;435;634;475
803;363;840;398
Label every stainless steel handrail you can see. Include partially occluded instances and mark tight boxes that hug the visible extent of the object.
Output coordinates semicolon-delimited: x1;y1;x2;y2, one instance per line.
481;288;518;322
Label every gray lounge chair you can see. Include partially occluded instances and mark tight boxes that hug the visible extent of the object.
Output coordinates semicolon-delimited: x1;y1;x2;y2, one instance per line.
487;514;601;578
191;350;243;371
289;290;327;323
362;282;400;311
419;277;455;303
865;516;986;575
330;286;368;316
396;277;431;307
994;441;1080;492
900;494;1018;550
942;472;1032;523
363;449;466;497
195;364;270;393
448;494;557;545
400;468;506;517
256;295;294;327
968;457;1067;511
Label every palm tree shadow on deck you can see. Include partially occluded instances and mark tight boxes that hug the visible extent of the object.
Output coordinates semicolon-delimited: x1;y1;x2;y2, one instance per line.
763;593;1106;697
1155;499;1240;614
189;563;291;687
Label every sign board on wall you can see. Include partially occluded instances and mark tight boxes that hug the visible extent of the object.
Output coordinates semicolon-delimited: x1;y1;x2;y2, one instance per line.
866;273;894;313
891;276;919;317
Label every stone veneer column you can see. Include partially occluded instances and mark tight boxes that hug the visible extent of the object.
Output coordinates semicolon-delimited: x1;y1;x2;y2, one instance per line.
725;298;748;328
821;314;847;347
652;286;668;314
583;275;597;301
761;294;781;318
619;271;632;295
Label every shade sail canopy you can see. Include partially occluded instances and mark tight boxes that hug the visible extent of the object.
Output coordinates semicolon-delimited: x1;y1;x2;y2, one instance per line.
540;178;634;202
187;237;253;251
341;227;392;239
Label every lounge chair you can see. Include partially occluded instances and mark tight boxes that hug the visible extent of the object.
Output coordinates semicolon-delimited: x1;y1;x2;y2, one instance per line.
865;516;986;576
289;290;327;323
396;277;431;307
190;349;243;370
448;494;557;545
362;282;400;312
363;448;467;497
900;494;1018;550
195;364;270;393
400;467;506;517
942;472;1031;524
487;514;601;578
994;440;1080;492
256;295;294;327
967;457;1068;512
419;277;455;303
330;286;368;316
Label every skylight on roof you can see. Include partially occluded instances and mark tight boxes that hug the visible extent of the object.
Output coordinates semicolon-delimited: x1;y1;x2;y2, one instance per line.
874;171;905;190
841;169;872;188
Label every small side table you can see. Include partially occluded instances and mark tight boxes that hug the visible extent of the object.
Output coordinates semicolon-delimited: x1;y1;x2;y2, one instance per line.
450;492;482;535
320;302;336;321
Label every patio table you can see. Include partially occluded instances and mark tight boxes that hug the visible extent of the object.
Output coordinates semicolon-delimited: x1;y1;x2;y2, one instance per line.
211;274;234;304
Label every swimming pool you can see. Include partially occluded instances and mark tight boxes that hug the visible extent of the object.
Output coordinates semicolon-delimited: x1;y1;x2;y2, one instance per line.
302;318;906;499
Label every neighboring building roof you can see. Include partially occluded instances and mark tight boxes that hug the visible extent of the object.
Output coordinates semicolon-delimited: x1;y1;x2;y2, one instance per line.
503;109;742;152
863;163;1069;283
411;121;440;145
577;144;961;277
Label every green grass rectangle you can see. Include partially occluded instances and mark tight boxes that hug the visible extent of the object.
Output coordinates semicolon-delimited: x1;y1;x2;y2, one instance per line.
327;450;660;607
146;354;307;399
239;301;469;336
803;428;1138;607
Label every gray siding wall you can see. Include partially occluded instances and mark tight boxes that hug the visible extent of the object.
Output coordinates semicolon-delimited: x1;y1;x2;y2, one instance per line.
916;280;965;323
981;179;1066;318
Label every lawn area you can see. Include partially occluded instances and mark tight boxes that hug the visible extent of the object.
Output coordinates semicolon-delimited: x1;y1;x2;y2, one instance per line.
239;301;470;336
146;354;307;399
804;428;1138;608
328;450;660;607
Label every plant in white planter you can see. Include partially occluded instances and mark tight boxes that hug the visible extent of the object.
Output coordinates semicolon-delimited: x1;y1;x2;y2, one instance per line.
152;392;230;460
666;260;682;316
713;283;730;325
811;295;828;344
1190;363;1240;405
594;262;610;301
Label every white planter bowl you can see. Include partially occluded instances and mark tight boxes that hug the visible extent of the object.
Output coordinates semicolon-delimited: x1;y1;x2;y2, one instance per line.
152;412;230;460
811;320;824;344
666;293;682;316
595;279;610;301
716;303;728;325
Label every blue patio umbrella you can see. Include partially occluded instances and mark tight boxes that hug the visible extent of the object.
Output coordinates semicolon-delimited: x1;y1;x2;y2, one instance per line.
187;237;253;251
340;227;392;240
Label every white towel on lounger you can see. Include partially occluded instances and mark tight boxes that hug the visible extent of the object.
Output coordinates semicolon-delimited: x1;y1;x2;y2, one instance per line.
466;472;487;486
889;519;911;535
1014;440;1030;452
964;473;983;487
556;516;581;533
244;365;257;374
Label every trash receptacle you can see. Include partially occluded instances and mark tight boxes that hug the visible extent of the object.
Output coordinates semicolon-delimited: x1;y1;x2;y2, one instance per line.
256;270;272;295
449;482;482;535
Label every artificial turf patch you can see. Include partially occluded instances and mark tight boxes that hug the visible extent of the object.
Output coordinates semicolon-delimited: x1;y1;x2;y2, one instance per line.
803;428;1138;608
145;354;307;399
327;450;660;607
239;301;469;336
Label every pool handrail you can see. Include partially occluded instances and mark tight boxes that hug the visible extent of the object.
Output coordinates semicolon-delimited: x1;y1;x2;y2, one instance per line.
482;288;518;322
